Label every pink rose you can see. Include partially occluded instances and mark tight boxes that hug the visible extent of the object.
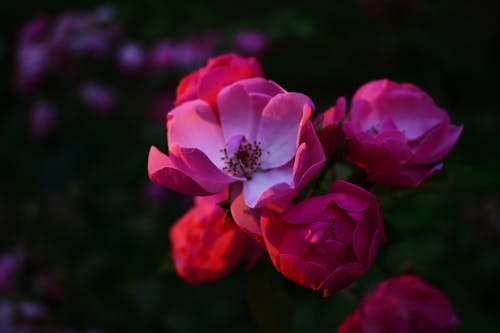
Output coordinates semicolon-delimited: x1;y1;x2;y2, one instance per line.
314;96;347;159
261;180;385;296
174;53;263;106
343;79;463;187
170;192;258;284
148;77;325;239
338;275;460;333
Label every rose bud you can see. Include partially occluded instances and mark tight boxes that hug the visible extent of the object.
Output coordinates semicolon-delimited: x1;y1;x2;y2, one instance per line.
170;192;259;284
261;180;385;296
337;275;460;333
343;79;463;187
313;96;346;159
174;53;263;107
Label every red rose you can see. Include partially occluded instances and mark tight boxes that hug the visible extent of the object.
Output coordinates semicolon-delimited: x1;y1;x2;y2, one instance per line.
169;192;257;284
174;53;263;106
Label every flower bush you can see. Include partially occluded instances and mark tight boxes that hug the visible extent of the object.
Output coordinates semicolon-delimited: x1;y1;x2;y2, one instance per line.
148;53;463;317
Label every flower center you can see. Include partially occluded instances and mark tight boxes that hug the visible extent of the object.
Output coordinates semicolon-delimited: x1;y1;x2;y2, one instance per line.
221;138;263;180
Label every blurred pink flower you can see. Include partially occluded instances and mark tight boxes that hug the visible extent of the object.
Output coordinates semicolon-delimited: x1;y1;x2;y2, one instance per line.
78;81;116;114
0;252;22;293
233;30;269;54
344;79;463;187
29;100;56;140
117;41;145;74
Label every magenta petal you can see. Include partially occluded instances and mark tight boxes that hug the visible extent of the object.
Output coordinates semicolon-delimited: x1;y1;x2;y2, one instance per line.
169;145;238;193
147;146;211;196
277;254;315;289
369;163;443;187
230;182;263;240
218;83;259;142
306;262;330;289
352;221;369;265
321;263;364;295
258;93;313;169
412;123;463;164
167;100;225;167
283;195;332;225
333;215;355;244
293;121;326;188
237;77;286;96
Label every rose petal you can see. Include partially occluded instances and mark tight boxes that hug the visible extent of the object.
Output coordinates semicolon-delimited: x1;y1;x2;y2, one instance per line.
167;100;225;168
147;146;211;196
257;93;312;169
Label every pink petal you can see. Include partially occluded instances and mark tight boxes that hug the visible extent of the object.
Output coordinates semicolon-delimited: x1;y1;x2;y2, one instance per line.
292;121;326;188
257;93;313;169
368;163;443;187
242;161;294;208
169;145;238;193
217;83;259;142
283;195;333;225
230;182;263;240
411;123;463;164
147;146;211;196
167;100;225;168
237;77;286;97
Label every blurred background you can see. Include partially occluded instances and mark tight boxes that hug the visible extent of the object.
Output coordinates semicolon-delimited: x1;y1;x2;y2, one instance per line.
1;0;499;332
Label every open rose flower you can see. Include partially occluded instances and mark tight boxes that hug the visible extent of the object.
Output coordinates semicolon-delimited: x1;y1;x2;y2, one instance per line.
343;79;463;187
148;77;325;239
314;96;347;159
338;275;460;333
170;192;259;284
261;180;385;296
174;53;263;106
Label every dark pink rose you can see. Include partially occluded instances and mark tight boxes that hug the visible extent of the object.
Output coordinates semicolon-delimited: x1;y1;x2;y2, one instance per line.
314;96;347;159
261;180;385;296
169;192;259;284
343;79;463;187
148;77;325;240
174;53;263;106
338;275;460;333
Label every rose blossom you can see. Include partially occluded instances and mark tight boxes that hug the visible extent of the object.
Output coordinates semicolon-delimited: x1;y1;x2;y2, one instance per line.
261;180;385;296
343;79;463;187
149;77;325;239
337;275;460;333
314;96;347;159
170;192;258;284
174;53;263;106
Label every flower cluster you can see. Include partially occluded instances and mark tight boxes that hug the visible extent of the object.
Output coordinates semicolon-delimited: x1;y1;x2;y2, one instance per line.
147;53;462;320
